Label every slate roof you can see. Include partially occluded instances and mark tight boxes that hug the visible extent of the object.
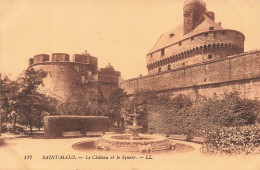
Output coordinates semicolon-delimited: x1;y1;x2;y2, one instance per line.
148;15;224;54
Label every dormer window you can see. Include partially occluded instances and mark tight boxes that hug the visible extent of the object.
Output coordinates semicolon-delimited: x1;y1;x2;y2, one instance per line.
161;49;165;57
209;26;214;30
169;33;175;38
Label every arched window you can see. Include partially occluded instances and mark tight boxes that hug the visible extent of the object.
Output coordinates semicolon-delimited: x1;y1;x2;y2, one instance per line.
168;65;171;71
158;67;162;73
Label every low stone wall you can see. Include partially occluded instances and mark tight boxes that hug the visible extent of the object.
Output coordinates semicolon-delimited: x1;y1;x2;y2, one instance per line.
43;116;109;138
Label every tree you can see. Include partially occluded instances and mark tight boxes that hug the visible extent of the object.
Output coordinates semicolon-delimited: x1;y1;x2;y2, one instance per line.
0;74;20;134
105;88;128;131
14;68;57;134
124;90;158;133
56;81;105;116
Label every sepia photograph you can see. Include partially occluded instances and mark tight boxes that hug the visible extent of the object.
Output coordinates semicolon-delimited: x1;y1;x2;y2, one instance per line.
0;0;260;169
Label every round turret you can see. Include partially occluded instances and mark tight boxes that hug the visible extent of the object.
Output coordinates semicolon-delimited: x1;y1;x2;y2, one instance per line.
184;0;206;7
105;63;114;71
81;50;91;57
183;0;206;35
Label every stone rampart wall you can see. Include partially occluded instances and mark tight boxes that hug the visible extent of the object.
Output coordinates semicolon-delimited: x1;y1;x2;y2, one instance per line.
121;50;260;100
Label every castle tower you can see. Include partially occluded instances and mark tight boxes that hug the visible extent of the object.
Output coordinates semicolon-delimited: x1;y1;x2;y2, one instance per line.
183;0;206;35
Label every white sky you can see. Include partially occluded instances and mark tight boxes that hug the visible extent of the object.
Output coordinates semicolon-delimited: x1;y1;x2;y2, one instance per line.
0;0;260;80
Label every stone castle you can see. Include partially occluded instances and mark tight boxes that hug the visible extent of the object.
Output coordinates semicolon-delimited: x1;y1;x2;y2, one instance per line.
28;0;260;101
120;0;260;100
28;51;121;101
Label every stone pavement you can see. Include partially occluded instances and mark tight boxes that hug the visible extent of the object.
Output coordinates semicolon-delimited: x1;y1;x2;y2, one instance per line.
0;133;259;170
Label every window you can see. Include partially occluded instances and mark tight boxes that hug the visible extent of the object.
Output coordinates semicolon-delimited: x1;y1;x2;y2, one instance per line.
208;54;213;59
179;42;182;46
191;37;194;41
169;33;175;38
204;33;208;37
158;67;162;73
209;26;214;30
168;65;171;71
161;49;165;57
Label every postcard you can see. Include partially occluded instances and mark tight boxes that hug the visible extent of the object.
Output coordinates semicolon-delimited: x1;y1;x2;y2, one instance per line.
0;0;260;170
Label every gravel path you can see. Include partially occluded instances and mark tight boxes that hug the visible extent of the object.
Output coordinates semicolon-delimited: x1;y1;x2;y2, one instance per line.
0;134;259;170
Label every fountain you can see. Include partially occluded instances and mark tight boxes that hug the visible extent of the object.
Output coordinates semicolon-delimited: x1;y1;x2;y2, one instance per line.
94;110;172;152
127;112;142;140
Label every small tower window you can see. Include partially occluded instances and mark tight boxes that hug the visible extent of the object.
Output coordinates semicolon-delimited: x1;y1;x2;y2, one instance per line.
179;42;182;46
191;37;194;41
161;49;165;57
158;67;162;73
169;33;175;38
208;54;213;59
209;26;214;30
168;65;171;71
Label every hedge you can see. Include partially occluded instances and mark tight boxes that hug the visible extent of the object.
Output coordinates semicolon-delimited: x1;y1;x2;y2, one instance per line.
43;116;109;138
201;124;260;155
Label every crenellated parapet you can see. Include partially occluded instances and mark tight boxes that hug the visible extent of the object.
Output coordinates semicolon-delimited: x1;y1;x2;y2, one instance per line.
28;50;98;68
28;51;121;101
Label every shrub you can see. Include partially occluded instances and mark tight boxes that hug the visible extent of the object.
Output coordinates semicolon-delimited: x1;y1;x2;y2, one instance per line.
147;92;259;140
1;122;25;134
147;94;195;138
43;116;109;138
201;124;260;155
1;122;13;132
200;92;259;127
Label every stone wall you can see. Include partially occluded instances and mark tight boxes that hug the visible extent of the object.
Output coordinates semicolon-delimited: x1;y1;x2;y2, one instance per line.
30;62;97;100
121;50;260;100
147;30;244;74
43;116;109;138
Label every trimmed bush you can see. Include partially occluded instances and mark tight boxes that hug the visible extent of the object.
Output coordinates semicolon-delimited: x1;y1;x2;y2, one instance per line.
43;116;109;138
201;124;260;155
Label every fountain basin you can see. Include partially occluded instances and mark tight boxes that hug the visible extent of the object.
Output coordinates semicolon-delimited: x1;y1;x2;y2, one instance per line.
94;134;171;152
127;125;143;130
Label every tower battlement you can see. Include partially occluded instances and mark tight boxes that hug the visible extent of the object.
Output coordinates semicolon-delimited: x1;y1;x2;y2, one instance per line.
28;51;121;101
